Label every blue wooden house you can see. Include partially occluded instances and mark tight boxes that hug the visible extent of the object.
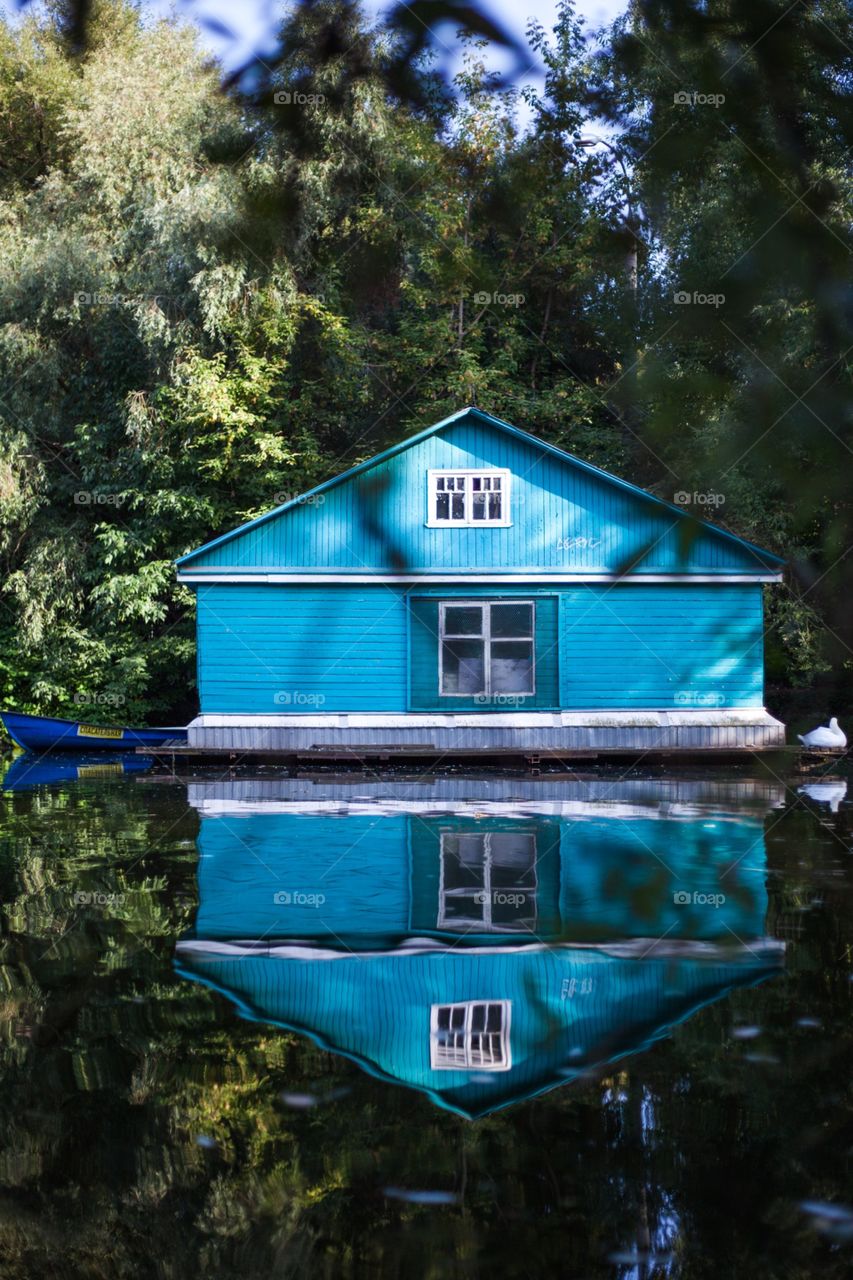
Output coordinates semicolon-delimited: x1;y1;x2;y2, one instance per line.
175;779;785;1116
176;407;786;755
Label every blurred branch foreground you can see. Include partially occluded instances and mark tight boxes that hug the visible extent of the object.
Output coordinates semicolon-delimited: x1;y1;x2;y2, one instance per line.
1;0;851;722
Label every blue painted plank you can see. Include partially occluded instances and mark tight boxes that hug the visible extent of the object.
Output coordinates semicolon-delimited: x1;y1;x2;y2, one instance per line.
195;582;764;712
181;412;779;576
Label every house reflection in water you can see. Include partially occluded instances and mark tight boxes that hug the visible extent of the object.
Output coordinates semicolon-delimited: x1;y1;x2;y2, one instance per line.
175;777;786;1118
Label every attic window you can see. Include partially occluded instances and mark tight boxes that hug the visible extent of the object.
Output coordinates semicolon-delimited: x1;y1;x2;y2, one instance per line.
428;470;511;526
430;1001;512;1071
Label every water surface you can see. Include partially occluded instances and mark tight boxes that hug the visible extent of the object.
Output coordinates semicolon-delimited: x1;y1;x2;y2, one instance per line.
1;761;851;1277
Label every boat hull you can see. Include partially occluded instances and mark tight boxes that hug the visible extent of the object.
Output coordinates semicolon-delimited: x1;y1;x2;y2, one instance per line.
2;752;155;790
0;711;187;753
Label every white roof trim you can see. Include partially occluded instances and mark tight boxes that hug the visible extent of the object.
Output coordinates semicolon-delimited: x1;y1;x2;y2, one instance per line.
178;571;782;585
175;937;786;963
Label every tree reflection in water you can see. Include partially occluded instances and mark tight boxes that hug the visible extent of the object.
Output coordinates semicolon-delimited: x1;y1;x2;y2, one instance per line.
0;767;850;1278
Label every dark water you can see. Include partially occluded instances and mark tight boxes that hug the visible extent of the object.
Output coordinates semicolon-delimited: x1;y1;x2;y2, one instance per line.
1;759;852;1278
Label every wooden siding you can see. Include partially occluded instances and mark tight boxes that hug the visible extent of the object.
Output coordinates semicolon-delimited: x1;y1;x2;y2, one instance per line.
176;943;783;1117
189;806;769;946
196;812;410;941
196;583;409;713
186;776;789;811
560;583;764;708
195;582;764;714
182;415;777;576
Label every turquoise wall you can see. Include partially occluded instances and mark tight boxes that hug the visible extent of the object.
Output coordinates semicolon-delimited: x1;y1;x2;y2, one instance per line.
196;811;410;941
177;945;782;1117
195;581;764;712
180;412;778;576
191;810;769;945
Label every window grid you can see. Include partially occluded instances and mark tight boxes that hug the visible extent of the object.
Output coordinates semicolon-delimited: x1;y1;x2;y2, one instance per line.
430;1001;512;1071
428;469;511;527
437;830;538;933
438;600;535;697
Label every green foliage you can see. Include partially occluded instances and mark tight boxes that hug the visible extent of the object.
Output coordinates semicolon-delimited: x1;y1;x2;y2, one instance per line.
0;0;849;726
582;0;853;698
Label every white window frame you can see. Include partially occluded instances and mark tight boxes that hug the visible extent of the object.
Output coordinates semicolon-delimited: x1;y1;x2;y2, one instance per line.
426;469;512;527
438;599;536;698
437;830;538;932
430;1000;512;1071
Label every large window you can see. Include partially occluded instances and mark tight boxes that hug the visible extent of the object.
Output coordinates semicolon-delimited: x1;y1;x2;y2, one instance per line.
430;1001;512;1071
428;469;510;526
437;830;538;932
439;600;534;697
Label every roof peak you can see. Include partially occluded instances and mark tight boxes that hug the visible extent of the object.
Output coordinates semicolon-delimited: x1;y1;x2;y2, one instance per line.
176;406;785;571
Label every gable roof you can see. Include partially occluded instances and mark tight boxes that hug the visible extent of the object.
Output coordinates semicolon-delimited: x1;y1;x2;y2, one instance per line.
176;406;785;575
176;938;784;1119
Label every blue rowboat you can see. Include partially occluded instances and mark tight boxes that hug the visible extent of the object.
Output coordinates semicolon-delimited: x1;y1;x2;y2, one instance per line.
1;752;155;790
0;710;187;753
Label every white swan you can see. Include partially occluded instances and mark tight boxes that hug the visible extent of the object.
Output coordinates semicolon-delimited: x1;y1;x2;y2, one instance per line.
798;717;847;748
798;781;848;812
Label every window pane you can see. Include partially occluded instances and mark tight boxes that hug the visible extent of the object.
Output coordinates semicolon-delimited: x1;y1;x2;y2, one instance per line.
442;846;486;890
490;641;533;692
488;491;502;520
435;490;450;521
441;895;484;925
486;1004;504;1033
471;490;487;519
443;606;482;636
490;603;533;638
451;490;465;519
442;640;485;693
491;894;536;929
454;833;487;864
488;833;537;872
